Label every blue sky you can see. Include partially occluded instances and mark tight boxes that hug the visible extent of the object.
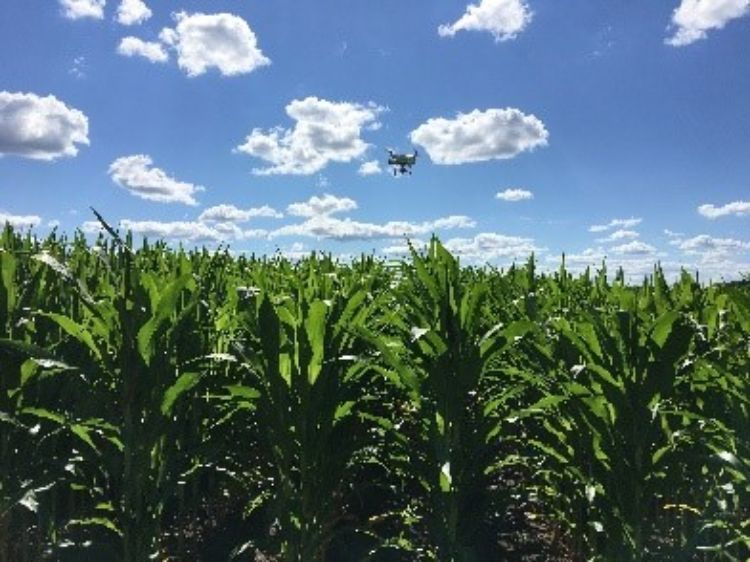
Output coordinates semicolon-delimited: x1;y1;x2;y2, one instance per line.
1;0;749;279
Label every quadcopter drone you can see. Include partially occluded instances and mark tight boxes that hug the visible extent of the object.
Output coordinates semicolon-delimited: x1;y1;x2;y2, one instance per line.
387;148;418;176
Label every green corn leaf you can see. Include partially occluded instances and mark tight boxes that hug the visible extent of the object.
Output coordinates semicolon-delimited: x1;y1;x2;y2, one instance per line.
70;423;99;453
68;517;123;536
334;400;356;421
137;273;194;365
223;384;261;400
305;300;327;385
20;407;65;425
650;311;681;348
161;372;201;416
38;312;102;361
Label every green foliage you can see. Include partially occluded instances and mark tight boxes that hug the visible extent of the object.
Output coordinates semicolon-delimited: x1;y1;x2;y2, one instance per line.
0;225;747;561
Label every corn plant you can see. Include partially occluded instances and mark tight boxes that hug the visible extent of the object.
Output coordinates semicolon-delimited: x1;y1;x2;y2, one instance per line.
534;275;710;560
364;239;537;561
231;256;377;561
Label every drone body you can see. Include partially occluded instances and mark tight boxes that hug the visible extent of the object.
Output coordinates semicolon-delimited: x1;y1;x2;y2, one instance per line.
387;149;418;176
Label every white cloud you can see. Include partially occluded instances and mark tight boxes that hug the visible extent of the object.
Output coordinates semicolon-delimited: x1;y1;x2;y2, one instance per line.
119;220;226;242
596;229;640;243
0;211;42;229
588;217;642;233
277;242;309;260
81;220;104;235
0;91;89;161
610;240;657;255
235;97;384;175
443;232;540;263
557;248;607;268
117;37;169;63
159;12;270;77
672;235;750;277
82;218;266;243
198;204;282;223
438;0;533;41
358;160;382;176
272;195;475;241
108;155;204;206
410;108;548;165
271;215;474;241
381;239;429;256
47;220;61;228
697;200;750;219
676;234;750;254
664;228;684;238
496;188;533;201
287;194;358;218
666;0;750;46
117;0;151;25
59;0;105;20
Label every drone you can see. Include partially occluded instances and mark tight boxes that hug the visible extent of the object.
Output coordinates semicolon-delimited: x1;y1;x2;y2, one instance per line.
387;148;418;176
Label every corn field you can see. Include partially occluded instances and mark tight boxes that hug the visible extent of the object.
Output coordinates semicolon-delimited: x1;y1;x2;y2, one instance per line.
0;225;748;561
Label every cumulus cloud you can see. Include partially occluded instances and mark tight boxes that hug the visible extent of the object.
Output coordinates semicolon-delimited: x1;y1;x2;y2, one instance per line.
410;108;548;165
443;232;540;263
588;217;642;233
82;217;266;243
119;220;227;243
272;194;474;241
198;204;282;223
672;235;750;275
287;194;358;218
108;155;204;206
116;0;151;25
59;0;105;20
358;160;382;176
666;0;750;46
117;37;169;63
272;215;475;241
697;200;750;219
676;234;750;254
277;242;309;260
610;240;657;255
381;239;429;256
557;248;607;268
0;211;42;229
236;97;385;175
159;12;270;77
438;0;533;41
0;91;89;161
596;229;640;243
496;188;533;201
